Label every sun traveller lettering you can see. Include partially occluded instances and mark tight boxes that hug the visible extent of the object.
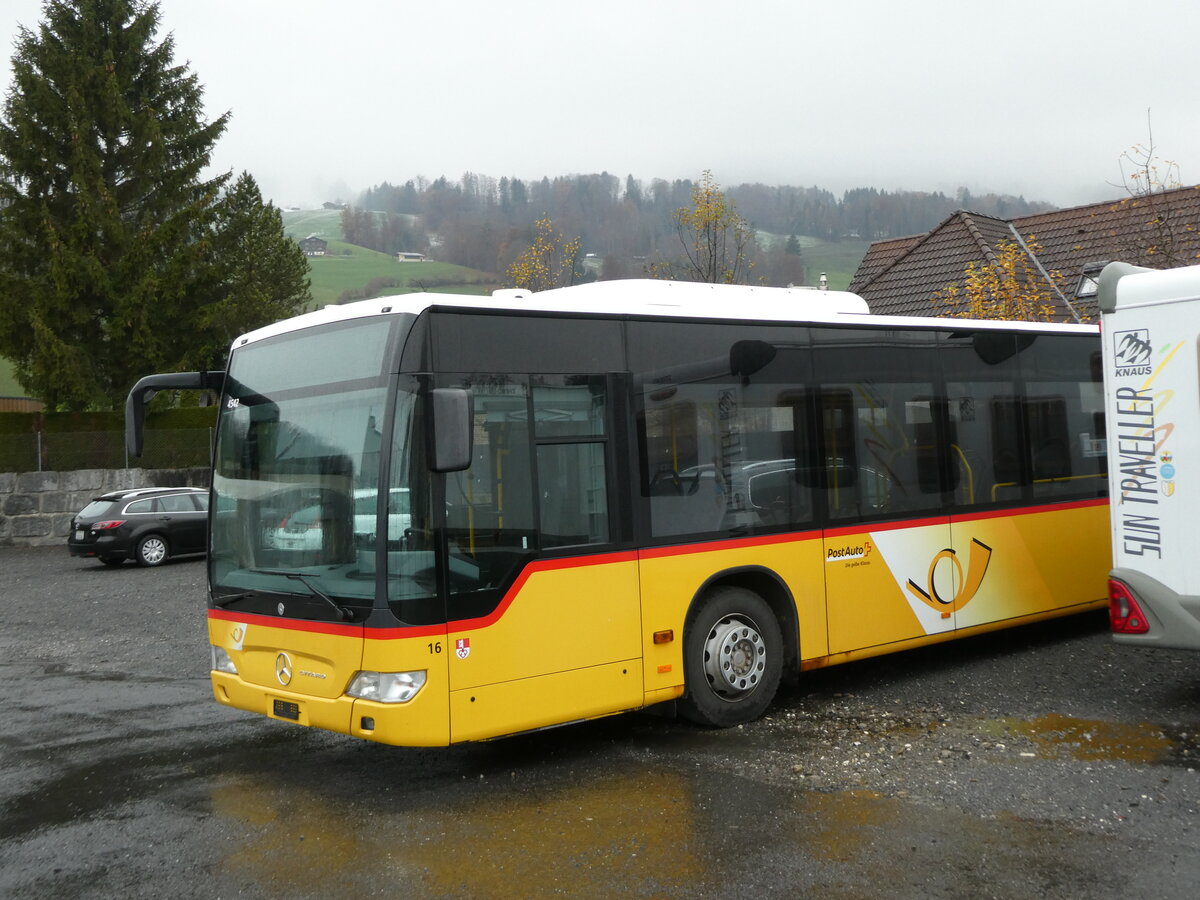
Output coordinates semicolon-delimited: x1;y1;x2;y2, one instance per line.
1113;386;1162;557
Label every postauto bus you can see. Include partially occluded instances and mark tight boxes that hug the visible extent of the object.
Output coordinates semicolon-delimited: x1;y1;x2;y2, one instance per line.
126;279;1110;746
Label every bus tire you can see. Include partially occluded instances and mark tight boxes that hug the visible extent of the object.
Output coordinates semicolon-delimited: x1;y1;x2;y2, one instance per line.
135;534;169;567
680;586;783;728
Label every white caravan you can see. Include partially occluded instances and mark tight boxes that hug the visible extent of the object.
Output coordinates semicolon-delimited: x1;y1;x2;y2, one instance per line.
1098;262;1200;650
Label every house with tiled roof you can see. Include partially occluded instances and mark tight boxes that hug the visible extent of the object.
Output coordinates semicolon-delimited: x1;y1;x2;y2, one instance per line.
849;184;1200;321
298;234;327;256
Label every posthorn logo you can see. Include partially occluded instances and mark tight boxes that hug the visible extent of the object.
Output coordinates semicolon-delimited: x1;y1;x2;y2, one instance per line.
906;538;993;619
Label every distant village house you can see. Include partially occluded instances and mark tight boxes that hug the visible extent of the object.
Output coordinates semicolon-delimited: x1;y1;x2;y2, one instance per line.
299;235;327;257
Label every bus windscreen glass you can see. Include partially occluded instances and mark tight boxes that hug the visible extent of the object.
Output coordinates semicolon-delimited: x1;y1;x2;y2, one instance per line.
207;318;431;618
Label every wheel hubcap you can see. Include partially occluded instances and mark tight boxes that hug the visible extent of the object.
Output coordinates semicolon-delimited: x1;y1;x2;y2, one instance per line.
702;615;766;698
143;539;166;564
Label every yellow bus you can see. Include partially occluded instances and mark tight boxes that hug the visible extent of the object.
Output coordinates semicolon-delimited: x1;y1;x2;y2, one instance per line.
127;280;1110;745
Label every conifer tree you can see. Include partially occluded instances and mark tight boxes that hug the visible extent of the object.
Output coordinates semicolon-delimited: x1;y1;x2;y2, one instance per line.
0;1;309;409
187;171;310;370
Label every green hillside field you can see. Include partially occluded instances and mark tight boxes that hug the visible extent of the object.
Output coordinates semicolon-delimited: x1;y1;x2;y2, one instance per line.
281;208;344;241
757;233;868;292
301;234;865;303
304;241;497;307
283;209;497;307
797;237;869;292
0;356;22;396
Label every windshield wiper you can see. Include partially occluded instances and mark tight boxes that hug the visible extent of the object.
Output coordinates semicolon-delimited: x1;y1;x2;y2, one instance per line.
212;590;258;608
249;569;353;621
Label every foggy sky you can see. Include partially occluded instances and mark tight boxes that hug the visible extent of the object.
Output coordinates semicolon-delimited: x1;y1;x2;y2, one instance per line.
3;0;1199;210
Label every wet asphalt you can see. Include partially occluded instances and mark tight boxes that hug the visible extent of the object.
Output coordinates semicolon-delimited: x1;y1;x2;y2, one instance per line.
1;545;1198;898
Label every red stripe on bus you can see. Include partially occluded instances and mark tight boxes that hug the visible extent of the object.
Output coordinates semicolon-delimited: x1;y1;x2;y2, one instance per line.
952;496;1107;523
215;497;1108;640
208;606;368;637
208;606;450;639
365;548;642;639
823;516;950;538
637;529;824;559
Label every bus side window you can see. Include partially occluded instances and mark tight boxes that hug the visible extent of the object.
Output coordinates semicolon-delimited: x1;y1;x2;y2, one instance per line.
639;401;698;495
941;329;1022;508
443;376;535;607
1026;396;1071;480
532;375;610;549
536;442;608;547
810;327;943;522
1021;332;1107;501
914;396;957;495
639;393;725;537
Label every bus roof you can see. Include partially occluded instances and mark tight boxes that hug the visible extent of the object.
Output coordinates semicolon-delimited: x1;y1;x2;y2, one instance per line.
232;279;1099;349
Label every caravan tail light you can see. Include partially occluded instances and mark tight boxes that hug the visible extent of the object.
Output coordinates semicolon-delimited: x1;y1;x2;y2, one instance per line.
1108;579;1150;635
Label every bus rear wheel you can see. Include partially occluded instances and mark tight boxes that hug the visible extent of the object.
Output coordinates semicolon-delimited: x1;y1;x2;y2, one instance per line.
680;587;783;728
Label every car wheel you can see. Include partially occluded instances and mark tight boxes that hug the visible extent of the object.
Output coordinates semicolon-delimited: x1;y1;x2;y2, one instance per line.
679;586;783;728
135;534;169;567
99;556;125;567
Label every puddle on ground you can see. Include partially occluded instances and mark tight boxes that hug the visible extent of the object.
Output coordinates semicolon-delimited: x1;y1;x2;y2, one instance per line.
209;767;944;896
984;713;1194;766
2;717;1150;897
207;759;1127;897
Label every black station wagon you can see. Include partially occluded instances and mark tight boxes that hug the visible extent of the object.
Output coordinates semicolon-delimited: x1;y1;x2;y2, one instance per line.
68;486;209;567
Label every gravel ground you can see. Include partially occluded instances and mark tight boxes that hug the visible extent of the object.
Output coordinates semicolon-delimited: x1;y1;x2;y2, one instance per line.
1;545;1198;898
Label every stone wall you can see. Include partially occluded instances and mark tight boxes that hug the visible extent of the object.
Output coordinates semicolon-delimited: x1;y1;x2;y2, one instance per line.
0;467;209;547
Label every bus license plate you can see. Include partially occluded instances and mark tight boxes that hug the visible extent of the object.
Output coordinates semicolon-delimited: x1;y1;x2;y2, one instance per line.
273;699;301;721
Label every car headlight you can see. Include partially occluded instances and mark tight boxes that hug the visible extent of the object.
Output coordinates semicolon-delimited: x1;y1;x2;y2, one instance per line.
211;645;238;675
346;670;426;703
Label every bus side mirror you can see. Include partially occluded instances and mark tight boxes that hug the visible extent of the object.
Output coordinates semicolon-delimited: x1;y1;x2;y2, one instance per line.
430;388;472;472
125;370;225;457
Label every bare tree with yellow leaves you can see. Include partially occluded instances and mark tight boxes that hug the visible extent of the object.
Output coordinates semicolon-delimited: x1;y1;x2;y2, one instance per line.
504;217;582;293
1109;119;1197;269
932;237;1067;322
647;170;756;284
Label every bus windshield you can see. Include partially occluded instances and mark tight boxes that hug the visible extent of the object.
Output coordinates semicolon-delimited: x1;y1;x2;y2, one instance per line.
208;317;435;621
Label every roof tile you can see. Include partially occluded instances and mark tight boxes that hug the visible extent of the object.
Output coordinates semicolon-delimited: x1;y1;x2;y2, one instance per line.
853;185;1200;321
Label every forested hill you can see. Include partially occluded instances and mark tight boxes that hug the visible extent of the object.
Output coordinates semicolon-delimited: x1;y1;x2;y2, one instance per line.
731;183;1054;241
338;173;1055;287
359;173;1051;243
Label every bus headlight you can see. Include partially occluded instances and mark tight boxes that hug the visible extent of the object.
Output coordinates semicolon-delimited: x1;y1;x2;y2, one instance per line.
212;645;238;675
346;670;426;703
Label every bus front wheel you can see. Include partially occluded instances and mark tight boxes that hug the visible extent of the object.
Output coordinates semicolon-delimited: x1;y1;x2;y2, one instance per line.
680;587;783;728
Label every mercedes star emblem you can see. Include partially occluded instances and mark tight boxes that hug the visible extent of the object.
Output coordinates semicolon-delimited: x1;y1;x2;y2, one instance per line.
275;651;293;686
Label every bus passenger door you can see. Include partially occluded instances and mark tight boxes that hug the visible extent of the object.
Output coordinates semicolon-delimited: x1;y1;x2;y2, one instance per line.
807;342;959;653
945;330;1108;630
442;374;643;742
824;517;957;653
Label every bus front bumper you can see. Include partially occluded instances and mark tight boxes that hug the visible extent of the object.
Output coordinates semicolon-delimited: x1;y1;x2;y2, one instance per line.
210;671;452;747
